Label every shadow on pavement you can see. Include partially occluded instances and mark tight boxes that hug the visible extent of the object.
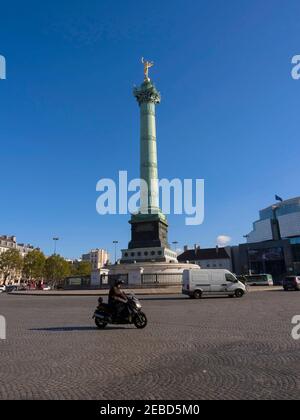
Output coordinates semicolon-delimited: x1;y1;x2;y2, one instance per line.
141;295;234;301
30;326;127;332
140;296;186;301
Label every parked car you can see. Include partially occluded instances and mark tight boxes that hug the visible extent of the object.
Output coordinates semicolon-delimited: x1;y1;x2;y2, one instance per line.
42;284;51;291
182;269;247;299
0;285;6;293
283;276;300;291
5;285;18;293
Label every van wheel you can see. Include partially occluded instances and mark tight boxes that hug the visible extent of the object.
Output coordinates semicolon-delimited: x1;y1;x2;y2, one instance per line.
193;290;202;299
235;289;244;298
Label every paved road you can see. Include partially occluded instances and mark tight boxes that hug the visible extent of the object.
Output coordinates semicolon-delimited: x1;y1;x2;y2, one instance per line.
0;291;299;400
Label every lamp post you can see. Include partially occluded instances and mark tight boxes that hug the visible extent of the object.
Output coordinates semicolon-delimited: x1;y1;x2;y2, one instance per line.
113;241;119;264
272;205;281;241
243;235;252;275
172;241;178;252
53;237;59;255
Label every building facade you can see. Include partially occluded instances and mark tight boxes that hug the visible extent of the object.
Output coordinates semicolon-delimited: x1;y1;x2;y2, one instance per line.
232;240;295;283
178;246;233;271
0;235;34;256
0;235;35;284
82;249;109;271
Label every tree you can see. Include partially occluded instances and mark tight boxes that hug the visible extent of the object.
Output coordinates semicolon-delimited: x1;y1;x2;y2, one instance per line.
0;248;23;285
71;261;92;277
44;255;71;287
23;249;46;282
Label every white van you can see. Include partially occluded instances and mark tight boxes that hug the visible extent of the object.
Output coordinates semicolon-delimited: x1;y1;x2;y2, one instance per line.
182;269;246;299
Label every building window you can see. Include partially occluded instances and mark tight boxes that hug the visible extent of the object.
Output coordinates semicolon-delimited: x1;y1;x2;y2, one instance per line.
144;251;148;256
124;253;128;257
151;251;155;256
131;252;135;257
290;237;300;245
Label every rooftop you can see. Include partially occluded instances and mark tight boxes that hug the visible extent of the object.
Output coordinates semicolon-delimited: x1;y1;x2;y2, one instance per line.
178;247;231;262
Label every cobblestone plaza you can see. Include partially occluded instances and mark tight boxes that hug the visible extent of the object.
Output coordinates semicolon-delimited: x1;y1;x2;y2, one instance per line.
0;291;299;400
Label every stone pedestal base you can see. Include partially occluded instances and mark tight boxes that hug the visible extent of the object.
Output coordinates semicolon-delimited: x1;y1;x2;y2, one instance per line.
107;261;200;286
129;213;169;250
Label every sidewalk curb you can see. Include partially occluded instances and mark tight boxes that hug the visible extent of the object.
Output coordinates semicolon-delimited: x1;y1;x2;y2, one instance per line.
8;286;282;297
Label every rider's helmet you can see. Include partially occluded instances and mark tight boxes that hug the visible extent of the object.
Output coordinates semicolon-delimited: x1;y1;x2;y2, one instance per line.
115;279;125;287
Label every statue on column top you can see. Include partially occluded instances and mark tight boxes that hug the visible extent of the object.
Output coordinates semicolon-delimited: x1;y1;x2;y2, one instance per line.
141;57;154;81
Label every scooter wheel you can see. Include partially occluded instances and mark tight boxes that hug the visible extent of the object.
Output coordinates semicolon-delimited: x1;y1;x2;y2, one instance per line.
95;318;108;329
134;312;147;329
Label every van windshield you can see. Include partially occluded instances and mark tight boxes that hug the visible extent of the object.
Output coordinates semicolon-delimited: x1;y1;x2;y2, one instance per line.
225;273;237;283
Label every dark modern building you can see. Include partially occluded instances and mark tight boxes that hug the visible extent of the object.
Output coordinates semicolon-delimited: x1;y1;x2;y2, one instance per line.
246;197;300;243
232;197;300;284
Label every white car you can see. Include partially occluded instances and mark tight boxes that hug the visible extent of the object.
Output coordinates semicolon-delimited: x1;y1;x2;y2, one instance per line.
0;285;6;293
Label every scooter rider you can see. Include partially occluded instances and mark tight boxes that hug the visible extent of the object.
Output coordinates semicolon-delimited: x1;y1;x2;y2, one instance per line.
108;279;128;317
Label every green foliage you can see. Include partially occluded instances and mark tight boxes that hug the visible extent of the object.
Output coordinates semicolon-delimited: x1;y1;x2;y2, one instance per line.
23;249;46;281
0;248;23;284
44;254;71;286
71;261;92;277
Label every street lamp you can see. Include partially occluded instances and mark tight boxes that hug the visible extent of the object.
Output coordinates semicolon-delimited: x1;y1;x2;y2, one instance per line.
53;237;59;255
113;241;119;264
272;205;281;241
243;235;252;275
172;241;178;252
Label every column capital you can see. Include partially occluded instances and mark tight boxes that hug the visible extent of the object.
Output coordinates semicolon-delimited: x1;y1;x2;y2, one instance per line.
133;80;161;105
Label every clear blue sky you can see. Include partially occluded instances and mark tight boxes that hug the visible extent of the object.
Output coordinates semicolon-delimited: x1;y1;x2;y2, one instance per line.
0;0;299;259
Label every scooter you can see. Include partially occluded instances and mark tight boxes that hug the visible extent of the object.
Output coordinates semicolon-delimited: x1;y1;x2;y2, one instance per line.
93;294;148;329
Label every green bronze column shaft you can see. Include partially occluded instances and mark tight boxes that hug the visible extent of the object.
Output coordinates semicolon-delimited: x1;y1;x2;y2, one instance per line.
140;96;159;212
134;80;161;214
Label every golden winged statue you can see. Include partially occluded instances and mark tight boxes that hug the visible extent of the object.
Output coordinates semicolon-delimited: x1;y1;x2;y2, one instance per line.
141;57;154;81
